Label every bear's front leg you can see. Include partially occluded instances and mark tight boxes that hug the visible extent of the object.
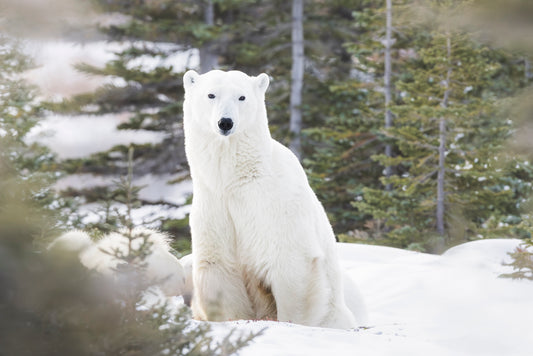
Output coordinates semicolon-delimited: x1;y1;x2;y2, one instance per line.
189;193;255;322
192;258;255;321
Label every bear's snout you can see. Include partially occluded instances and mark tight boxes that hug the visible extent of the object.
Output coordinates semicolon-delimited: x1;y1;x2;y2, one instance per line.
218;117;234;135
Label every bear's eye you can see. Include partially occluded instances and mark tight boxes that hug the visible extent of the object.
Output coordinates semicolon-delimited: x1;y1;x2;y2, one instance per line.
239;96;246;101
208;94;215;99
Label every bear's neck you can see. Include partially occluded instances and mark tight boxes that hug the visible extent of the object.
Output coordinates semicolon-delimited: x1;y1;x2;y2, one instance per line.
186;120;272;192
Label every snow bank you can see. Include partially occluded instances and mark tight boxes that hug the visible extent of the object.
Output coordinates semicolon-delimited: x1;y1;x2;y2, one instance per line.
52;173;193;226
53;173;192;206
24;40;199;100
26;114;168;159
75;202;190;228
24;40;122;99
217;239;533;356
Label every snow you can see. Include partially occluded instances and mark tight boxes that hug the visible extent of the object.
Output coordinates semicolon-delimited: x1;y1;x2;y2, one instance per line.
23;41;122;100
53;173;192;206
207;240;533;356
24;40;198;100
134;174;192;206
75;202;190;228
26;114;168;159
52;173;192;226
125;43;198;73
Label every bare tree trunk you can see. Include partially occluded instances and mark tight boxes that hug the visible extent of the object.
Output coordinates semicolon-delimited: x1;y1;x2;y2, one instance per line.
199;0;217;73
384;0;393;190
436;116;446;236
289;0;304;160
525;57;532;81
437;33;452;237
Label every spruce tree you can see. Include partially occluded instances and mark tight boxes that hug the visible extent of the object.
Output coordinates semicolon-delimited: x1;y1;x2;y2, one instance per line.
355;0;532;251
304;0;393;235
0;35;60;247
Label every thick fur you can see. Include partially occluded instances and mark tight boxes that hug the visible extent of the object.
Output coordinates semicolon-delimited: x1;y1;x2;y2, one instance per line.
50;228;186;296
179;254;193;305
179;252;369;325
183;69;359;329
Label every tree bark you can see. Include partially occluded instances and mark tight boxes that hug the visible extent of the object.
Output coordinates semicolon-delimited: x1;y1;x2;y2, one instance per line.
289;0;304;160
384;0;393;190
436;33;452;237
436;116;446;236
525;57;532;81
199;0;217;73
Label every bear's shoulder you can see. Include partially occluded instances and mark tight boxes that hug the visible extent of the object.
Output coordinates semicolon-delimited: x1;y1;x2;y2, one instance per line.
270;139;308;182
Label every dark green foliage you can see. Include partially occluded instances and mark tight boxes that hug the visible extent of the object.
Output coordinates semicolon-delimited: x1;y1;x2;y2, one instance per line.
305;0;393;236
304;78;383;233
305;0;533;251
0;35;60;249
373;27;530;250
500;239;533;280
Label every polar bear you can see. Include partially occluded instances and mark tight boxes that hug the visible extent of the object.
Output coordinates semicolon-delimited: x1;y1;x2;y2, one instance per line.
182;69;362;329
49;228;187;297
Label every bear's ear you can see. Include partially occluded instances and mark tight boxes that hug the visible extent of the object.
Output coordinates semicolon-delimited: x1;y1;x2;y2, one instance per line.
183;70;199;91
255;73;270;93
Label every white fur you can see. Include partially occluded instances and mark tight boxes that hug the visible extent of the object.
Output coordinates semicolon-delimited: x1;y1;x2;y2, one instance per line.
48;229;93;252
179;254;194;305
50;228;186;297
179;252;369;326
183;69;361;329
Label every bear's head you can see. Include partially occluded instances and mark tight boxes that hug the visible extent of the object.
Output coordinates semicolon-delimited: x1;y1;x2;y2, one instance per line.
182;70;270;137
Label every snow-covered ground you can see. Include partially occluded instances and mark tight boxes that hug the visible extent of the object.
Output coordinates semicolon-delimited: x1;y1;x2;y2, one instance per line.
208;239;533;356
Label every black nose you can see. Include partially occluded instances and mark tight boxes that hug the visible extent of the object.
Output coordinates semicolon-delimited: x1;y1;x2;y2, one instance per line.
218;118;234;133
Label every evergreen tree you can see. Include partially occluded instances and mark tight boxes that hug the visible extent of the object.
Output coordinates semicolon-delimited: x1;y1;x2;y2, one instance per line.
304;0;393;235
0;34;59;247
355;0;532;251
501;239;533;281
304;0;531;250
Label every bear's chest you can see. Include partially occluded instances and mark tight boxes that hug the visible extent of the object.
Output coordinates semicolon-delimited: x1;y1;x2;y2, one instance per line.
188;132;272;190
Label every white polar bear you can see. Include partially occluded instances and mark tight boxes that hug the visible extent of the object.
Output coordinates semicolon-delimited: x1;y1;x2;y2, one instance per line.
182;69;363;329
49;228;187;297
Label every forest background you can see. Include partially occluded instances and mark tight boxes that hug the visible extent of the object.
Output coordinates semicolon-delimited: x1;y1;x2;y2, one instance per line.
3;0;533;255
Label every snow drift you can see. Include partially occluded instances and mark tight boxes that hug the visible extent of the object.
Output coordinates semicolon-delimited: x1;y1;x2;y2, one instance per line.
213;239;533;356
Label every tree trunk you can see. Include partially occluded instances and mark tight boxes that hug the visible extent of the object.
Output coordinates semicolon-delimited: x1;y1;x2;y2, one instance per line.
289;0;304;160
436;116;446;236
437;33;452;237
525;57;532;81
384;0;393;190
199;0;217;73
